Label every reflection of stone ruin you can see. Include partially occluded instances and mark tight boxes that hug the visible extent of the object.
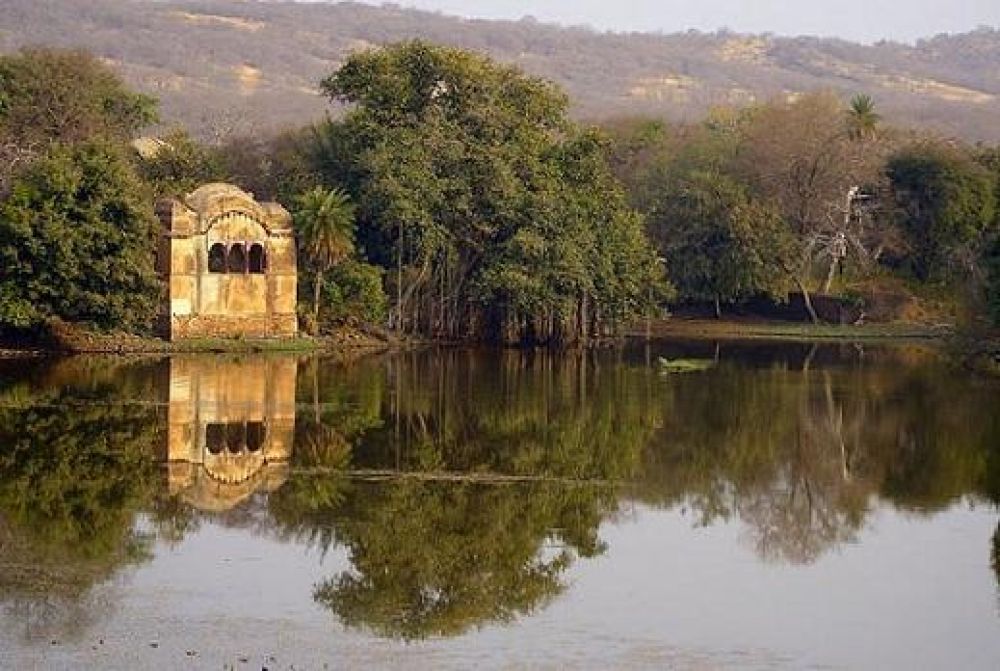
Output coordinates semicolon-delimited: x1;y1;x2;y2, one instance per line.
156;183;297;340
161;357;296;512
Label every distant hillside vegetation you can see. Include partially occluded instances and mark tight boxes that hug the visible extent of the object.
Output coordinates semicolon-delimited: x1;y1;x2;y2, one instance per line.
3;0;1000;140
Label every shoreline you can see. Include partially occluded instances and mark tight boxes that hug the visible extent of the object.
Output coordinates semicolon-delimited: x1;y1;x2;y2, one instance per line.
630;318;954;343
0;324;397;360
2;319;991;360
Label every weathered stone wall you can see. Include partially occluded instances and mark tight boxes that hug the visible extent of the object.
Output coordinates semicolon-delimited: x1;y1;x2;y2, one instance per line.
169;314;297;339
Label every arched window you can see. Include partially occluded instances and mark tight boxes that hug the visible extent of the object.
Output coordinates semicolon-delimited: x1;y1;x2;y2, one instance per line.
246;422;266;452
206;423;226;454
226;422;247;454
227;244;247;273
248;244;267;274
208;243;227;273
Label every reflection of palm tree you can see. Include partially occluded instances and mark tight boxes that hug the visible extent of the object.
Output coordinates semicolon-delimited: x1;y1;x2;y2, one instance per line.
297;421;353;472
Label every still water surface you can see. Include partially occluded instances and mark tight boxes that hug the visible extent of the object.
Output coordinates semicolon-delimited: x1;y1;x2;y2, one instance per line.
0;341;998;669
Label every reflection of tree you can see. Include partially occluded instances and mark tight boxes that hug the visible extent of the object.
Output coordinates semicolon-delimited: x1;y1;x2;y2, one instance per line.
271;350;653;639
293;356;384;472
0;376;161;635
149;493;200;547
639;348;1000;565
2;344;998;640
739;372;871;563
352;350;660;481
993;523;999;593
306;480;614;640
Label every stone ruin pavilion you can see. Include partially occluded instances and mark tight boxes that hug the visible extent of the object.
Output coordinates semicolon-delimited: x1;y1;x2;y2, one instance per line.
156;183;297;340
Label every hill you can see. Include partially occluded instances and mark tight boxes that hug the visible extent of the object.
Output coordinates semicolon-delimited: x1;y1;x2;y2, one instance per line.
2;0;1000;140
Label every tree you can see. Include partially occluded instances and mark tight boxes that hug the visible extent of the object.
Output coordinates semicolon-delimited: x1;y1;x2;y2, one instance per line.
293;186;357;330
887;143;996;282
315;41;663;344
134;128;225;198
0;48;155;144
0;48;156;196
736;92;888;320
985;235;1000;325
0;141;161;332
650;170;794;317
216;127;321;204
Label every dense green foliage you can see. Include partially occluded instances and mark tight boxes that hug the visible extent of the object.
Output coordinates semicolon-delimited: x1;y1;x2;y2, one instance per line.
887;145;996;282
985;236;1000;325
0;141;160;331
4;43;1000;337
649;170;793;315
314;41;665;344
606;91;1000;327
606;93;889;321
0;49;162;335
317;259;388;326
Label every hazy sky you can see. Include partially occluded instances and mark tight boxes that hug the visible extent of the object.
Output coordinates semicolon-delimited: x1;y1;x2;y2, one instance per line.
346;0;1000;43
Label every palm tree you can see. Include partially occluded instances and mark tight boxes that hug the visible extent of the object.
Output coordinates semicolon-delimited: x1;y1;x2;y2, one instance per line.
293;187;356;329
847;93;881;141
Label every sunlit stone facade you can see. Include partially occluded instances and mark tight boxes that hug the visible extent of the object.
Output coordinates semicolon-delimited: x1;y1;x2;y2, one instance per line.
156;183;297;340
161;357;297;512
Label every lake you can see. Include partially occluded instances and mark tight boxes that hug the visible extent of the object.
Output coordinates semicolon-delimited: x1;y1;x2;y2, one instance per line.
0;341;998;670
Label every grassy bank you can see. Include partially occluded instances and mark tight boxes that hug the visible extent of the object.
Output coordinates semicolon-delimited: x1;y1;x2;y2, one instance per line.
0;321;395;358
634;317;953;342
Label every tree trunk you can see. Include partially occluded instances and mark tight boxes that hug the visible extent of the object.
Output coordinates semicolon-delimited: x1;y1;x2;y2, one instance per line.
714;295;722;320
795;277;820;324
397;220;403;336
313;269;323;329
779;258;820;324
822;257;838;294
312;358;321;424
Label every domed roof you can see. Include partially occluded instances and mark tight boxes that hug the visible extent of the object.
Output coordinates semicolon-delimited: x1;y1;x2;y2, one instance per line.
179;463;290;513
183;182;257;214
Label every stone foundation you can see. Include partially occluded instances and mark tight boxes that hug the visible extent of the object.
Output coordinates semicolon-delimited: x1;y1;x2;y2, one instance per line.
169;313;297;340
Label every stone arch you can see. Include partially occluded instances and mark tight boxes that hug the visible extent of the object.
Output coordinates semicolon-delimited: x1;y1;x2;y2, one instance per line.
226;422;247;453
206;423;226;454
247;421;266;452
248;243;267;274
227;243;247;273
208;243;227;273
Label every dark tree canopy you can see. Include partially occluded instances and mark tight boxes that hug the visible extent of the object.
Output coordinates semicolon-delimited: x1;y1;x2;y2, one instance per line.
985;235;1000;325
649;170;794;313
888;144;997;282
0;141;161;332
